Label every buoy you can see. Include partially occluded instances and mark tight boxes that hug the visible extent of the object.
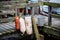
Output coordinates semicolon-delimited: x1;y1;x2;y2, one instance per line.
28;9;31;14
15;16;20;31
19;17;26;34
25;16;33;35
34;15;39;25
38;15;45;26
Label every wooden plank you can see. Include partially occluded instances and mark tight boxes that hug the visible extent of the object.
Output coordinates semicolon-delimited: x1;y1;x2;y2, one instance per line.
32;18;40;40
11;0;27;2
43;2;60;7
27;3;39;7
44;26;60;38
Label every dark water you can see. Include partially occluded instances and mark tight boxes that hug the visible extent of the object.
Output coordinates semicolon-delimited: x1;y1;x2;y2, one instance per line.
0;25;60;40
0;32;60;40
44;33;60;40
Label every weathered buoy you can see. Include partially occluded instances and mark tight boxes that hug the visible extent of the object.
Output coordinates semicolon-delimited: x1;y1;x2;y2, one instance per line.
19;17;26;34
25;16;33;35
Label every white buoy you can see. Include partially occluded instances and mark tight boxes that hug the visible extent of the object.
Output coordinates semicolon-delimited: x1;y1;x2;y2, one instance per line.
19;17;26;34
38;15;45;26
34;15;39;25
25;16;33;35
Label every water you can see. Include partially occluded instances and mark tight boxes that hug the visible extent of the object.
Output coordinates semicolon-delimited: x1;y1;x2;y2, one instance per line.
42;5;60;15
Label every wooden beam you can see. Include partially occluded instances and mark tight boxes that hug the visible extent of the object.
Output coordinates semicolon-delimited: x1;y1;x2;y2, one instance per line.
27;3;39;7
32;18;40;40
43;2;60;7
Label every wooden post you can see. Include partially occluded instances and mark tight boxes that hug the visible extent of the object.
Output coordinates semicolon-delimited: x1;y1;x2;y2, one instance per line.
32;18;40;40
32;7;40;40
48;5;52;26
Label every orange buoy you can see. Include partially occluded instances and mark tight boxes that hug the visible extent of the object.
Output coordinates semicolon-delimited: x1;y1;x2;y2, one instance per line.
15;16;20;31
